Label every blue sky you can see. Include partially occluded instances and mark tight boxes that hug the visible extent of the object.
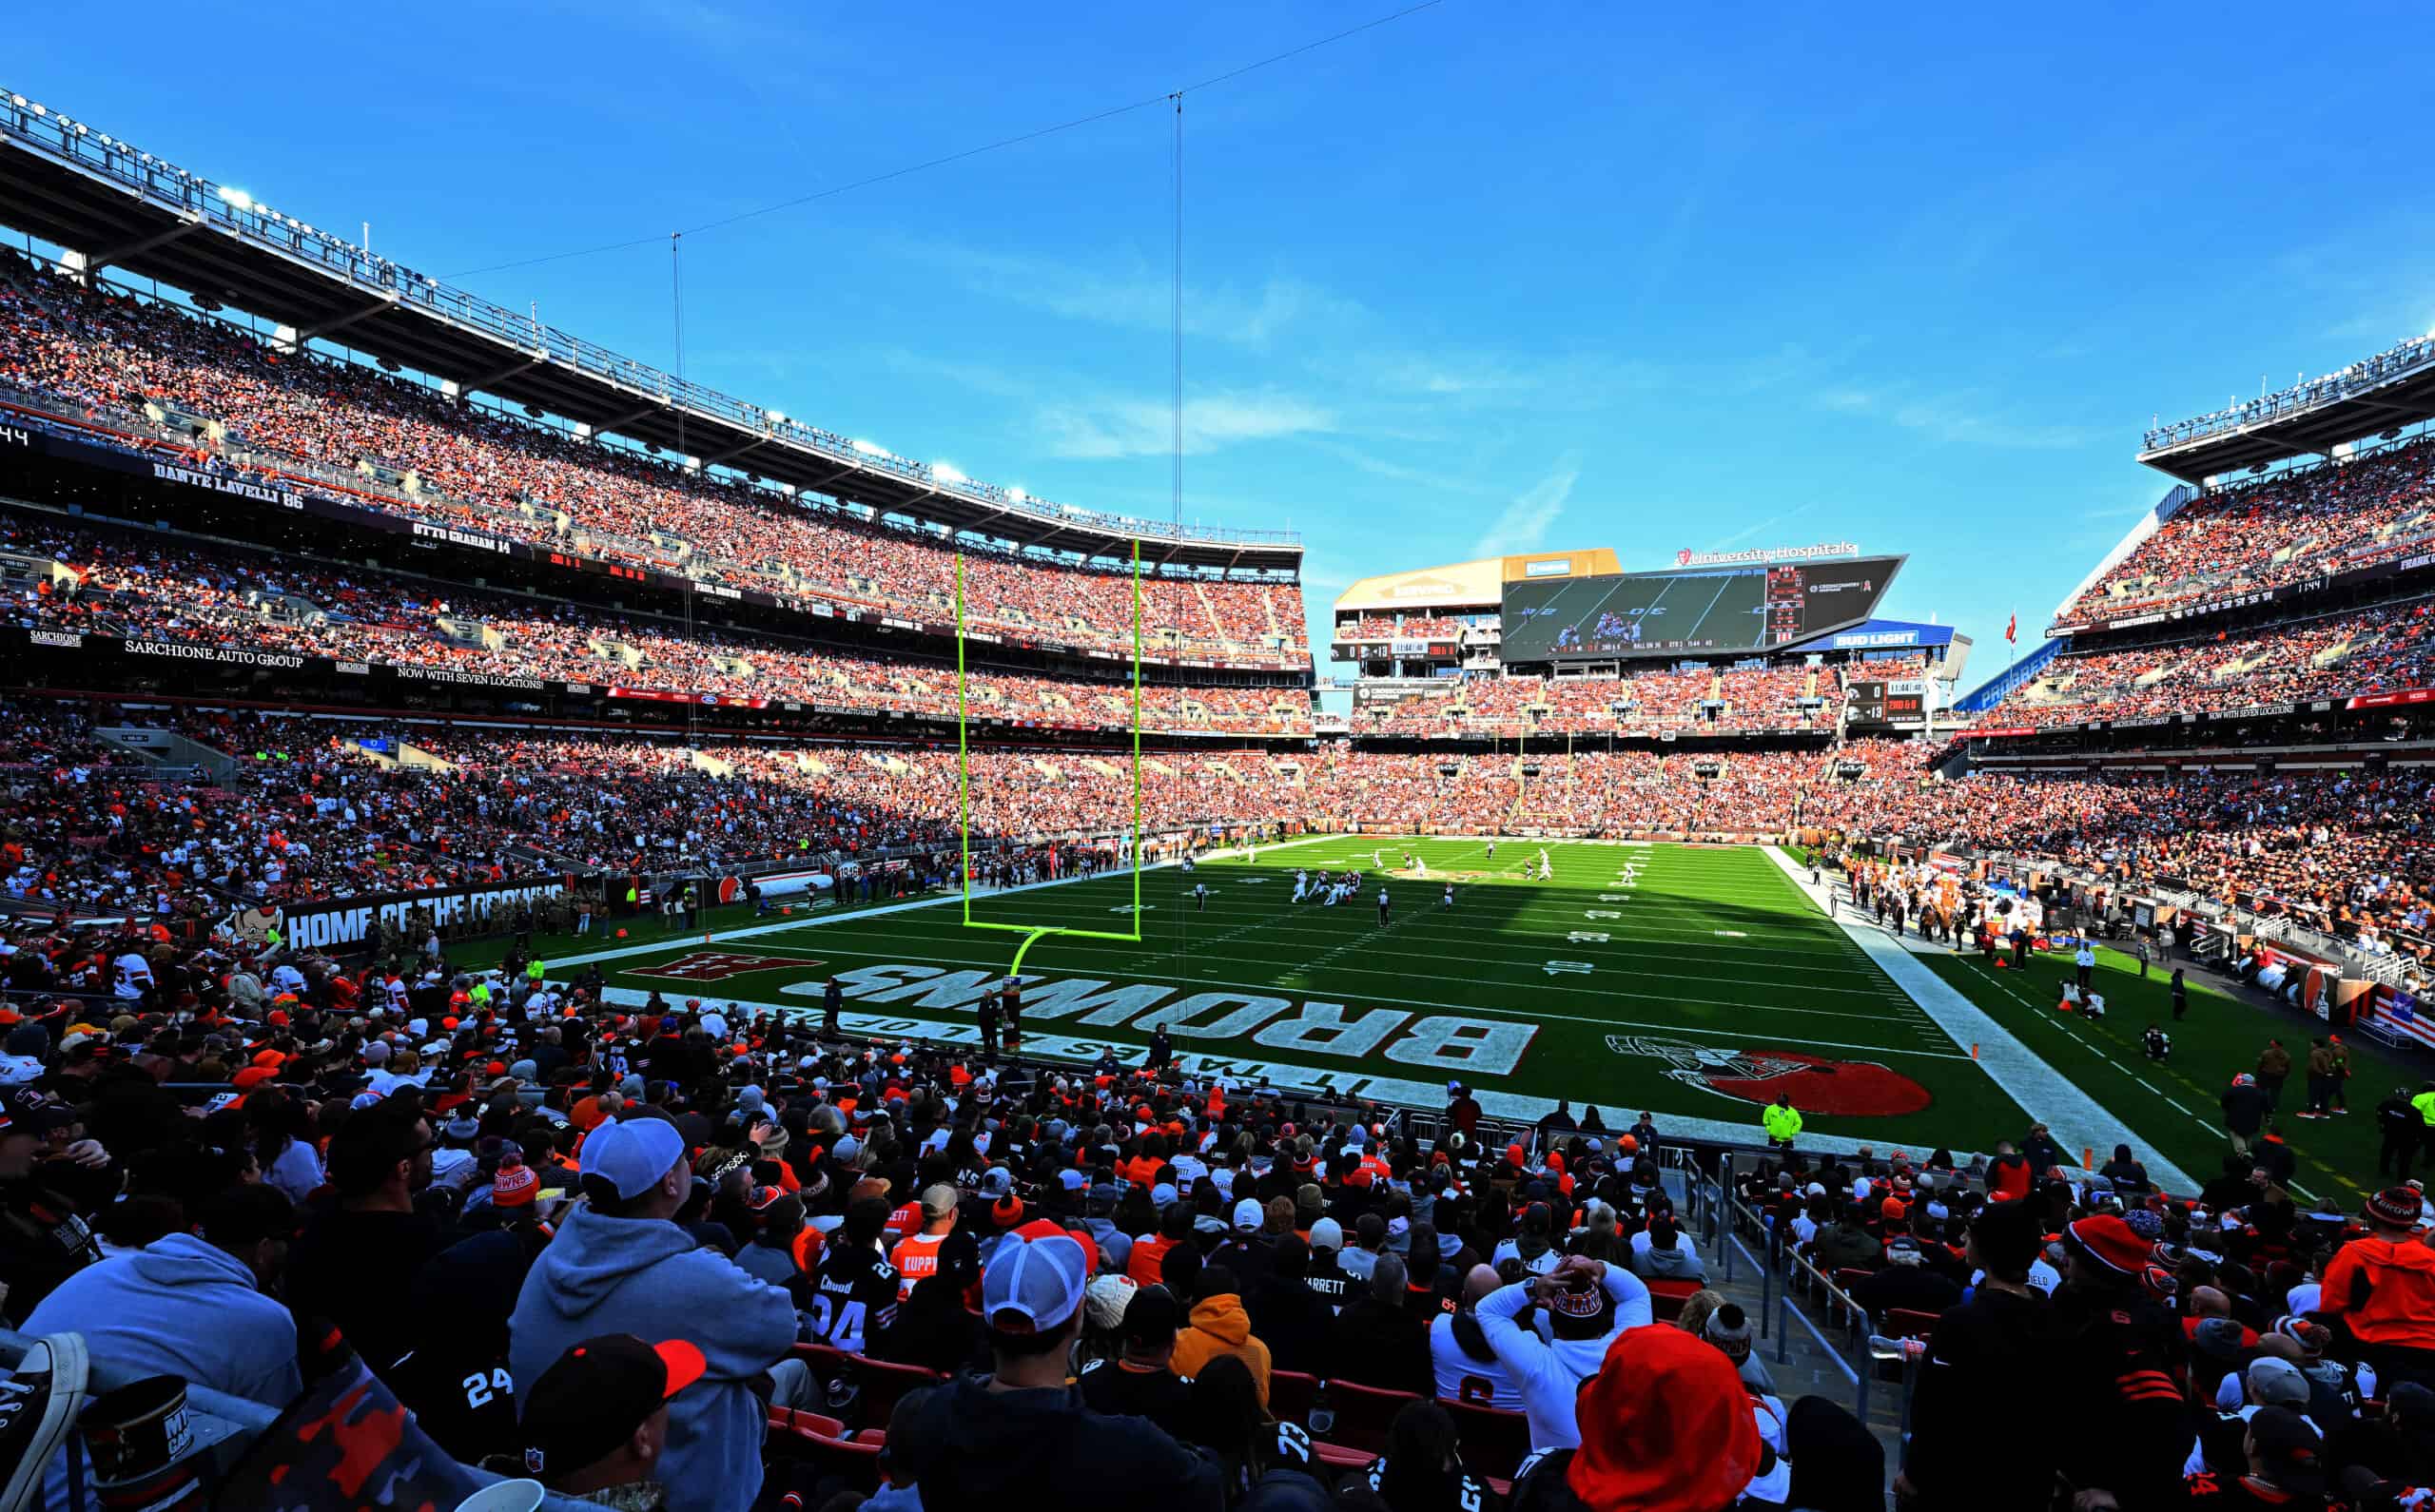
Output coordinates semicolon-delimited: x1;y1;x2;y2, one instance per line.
12;1;2435;688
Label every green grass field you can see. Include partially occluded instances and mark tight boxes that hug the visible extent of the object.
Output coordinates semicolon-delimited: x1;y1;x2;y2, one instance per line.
467;835;2412;1205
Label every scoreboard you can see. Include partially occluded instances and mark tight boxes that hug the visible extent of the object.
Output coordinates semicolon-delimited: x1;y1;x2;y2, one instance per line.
1845;679;1926;725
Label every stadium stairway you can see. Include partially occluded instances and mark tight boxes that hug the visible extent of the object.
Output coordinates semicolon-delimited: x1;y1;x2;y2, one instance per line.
1667;1171;1909;1479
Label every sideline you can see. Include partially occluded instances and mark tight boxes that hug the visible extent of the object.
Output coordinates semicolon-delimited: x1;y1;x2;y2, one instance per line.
1762;845;2197;1191
539;832;1350;974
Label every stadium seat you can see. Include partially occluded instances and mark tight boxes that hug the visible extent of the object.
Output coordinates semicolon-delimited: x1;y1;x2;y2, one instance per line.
1325;1379;1423;1454
851;1356;947;1428
1314;1440;1379;1475
775;1424;883;1494
1645;1277;1703;1322
1882;1307;1941;1342
767;1406;848;1440
1443;1399;1531;1480
1269;1368;1321;1427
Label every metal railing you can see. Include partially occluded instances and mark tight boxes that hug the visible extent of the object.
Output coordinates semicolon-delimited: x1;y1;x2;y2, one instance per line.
0;88;1298;552
1682;1163;1917;1435
2144;333;2435;455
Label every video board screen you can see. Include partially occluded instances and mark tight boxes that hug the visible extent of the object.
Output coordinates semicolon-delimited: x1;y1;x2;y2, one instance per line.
1499;556;1901;662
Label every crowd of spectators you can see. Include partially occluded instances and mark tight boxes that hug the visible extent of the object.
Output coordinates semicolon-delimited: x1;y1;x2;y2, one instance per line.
1801;763;2435;976
1;517;1313;737
1353;665;1825;738
1334;616;1465;641
1994;603;2435;728
2055;436;2435;628
5;910;2435;1510
0;257;1306;659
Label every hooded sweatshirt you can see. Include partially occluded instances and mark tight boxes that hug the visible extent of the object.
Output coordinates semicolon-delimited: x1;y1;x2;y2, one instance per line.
1476;1266;1653;1450
1564;1326;1762;1512
24;1231;301;1404
2323;1233;2435;1349
23;1233;302;1509
509;1203;798;1512
1168;1291;1274;1406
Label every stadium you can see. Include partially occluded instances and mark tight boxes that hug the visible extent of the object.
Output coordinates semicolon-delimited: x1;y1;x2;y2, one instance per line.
4;16;2435;1512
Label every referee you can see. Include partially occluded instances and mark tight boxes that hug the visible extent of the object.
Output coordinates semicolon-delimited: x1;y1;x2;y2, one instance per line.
1377;886;1392;925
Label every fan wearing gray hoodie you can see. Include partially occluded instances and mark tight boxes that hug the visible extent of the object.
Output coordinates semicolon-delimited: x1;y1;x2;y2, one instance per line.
510;1117;799;1512
21;1185;302;1507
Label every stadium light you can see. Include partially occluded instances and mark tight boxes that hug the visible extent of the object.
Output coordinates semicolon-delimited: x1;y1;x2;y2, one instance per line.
218;186;253;210
849;438;886;457
1007;488;1027;503
766;410;786;425
931;463;967;485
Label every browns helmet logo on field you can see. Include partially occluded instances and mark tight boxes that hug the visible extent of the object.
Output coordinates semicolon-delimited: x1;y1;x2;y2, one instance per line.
1605;1034;1931;1117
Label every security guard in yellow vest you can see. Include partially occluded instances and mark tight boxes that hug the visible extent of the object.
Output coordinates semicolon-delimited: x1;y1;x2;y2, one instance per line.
1763;1094;1803;1149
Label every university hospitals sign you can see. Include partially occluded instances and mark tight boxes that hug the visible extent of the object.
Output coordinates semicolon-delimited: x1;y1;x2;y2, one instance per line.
1675;541;1860;568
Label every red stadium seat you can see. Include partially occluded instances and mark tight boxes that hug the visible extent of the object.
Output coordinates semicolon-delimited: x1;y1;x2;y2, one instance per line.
1883;1308;1941;1341
851;1356;947;1429
1269;1369;1321;1427
1325;1380;1423;1455
1645;1277;1703;1322
1443;1399;1531;1480
767;1406;847;1439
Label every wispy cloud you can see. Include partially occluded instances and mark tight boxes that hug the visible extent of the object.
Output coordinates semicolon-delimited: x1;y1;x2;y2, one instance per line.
1471;463;1579;556
1704;503;1817;552
894;239;1361;348
1814;386;2093;450
1038;390;1337;460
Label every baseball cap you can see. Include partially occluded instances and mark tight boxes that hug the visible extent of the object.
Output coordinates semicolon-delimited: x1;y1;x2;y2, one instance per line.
2247;1356;2310;1409
577;1118;688;1202
1310;1216;1344;1253
519;1334;706;1485
2247;1405;2324;1494
984;1231;1089;1335
1233;1197;1262;1232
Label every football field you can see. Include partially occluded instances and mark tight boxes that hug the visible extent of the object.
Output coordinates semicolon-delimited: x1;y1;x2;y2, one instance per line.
524;837;2049;1156
471;832;2424;1200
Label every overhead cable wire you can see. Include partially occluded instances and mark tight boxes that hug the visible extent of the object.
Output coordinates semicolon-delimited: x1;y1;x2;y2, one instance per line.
441;0;1446;281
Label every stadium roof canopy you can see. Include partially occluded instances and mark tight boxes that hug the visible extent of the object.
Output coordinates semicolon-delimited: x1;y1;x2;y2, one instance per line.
1787;617;1955;653
2138;330;2435;485
0;92;1297;572
1333;549;1622;614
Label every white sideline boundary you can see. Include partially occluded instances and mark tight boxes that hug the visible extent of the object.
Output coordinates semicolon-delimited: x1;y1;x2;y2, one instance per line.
1762;845;2197;1191
540;831;1350;975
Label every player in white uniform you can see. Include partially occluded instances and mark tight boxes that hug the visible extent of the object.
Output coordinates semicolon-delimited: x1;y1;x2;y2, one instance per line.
1292;868;1310;902
1443;881;1454;908
1535;848;1553;882
1193;882;1208;912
